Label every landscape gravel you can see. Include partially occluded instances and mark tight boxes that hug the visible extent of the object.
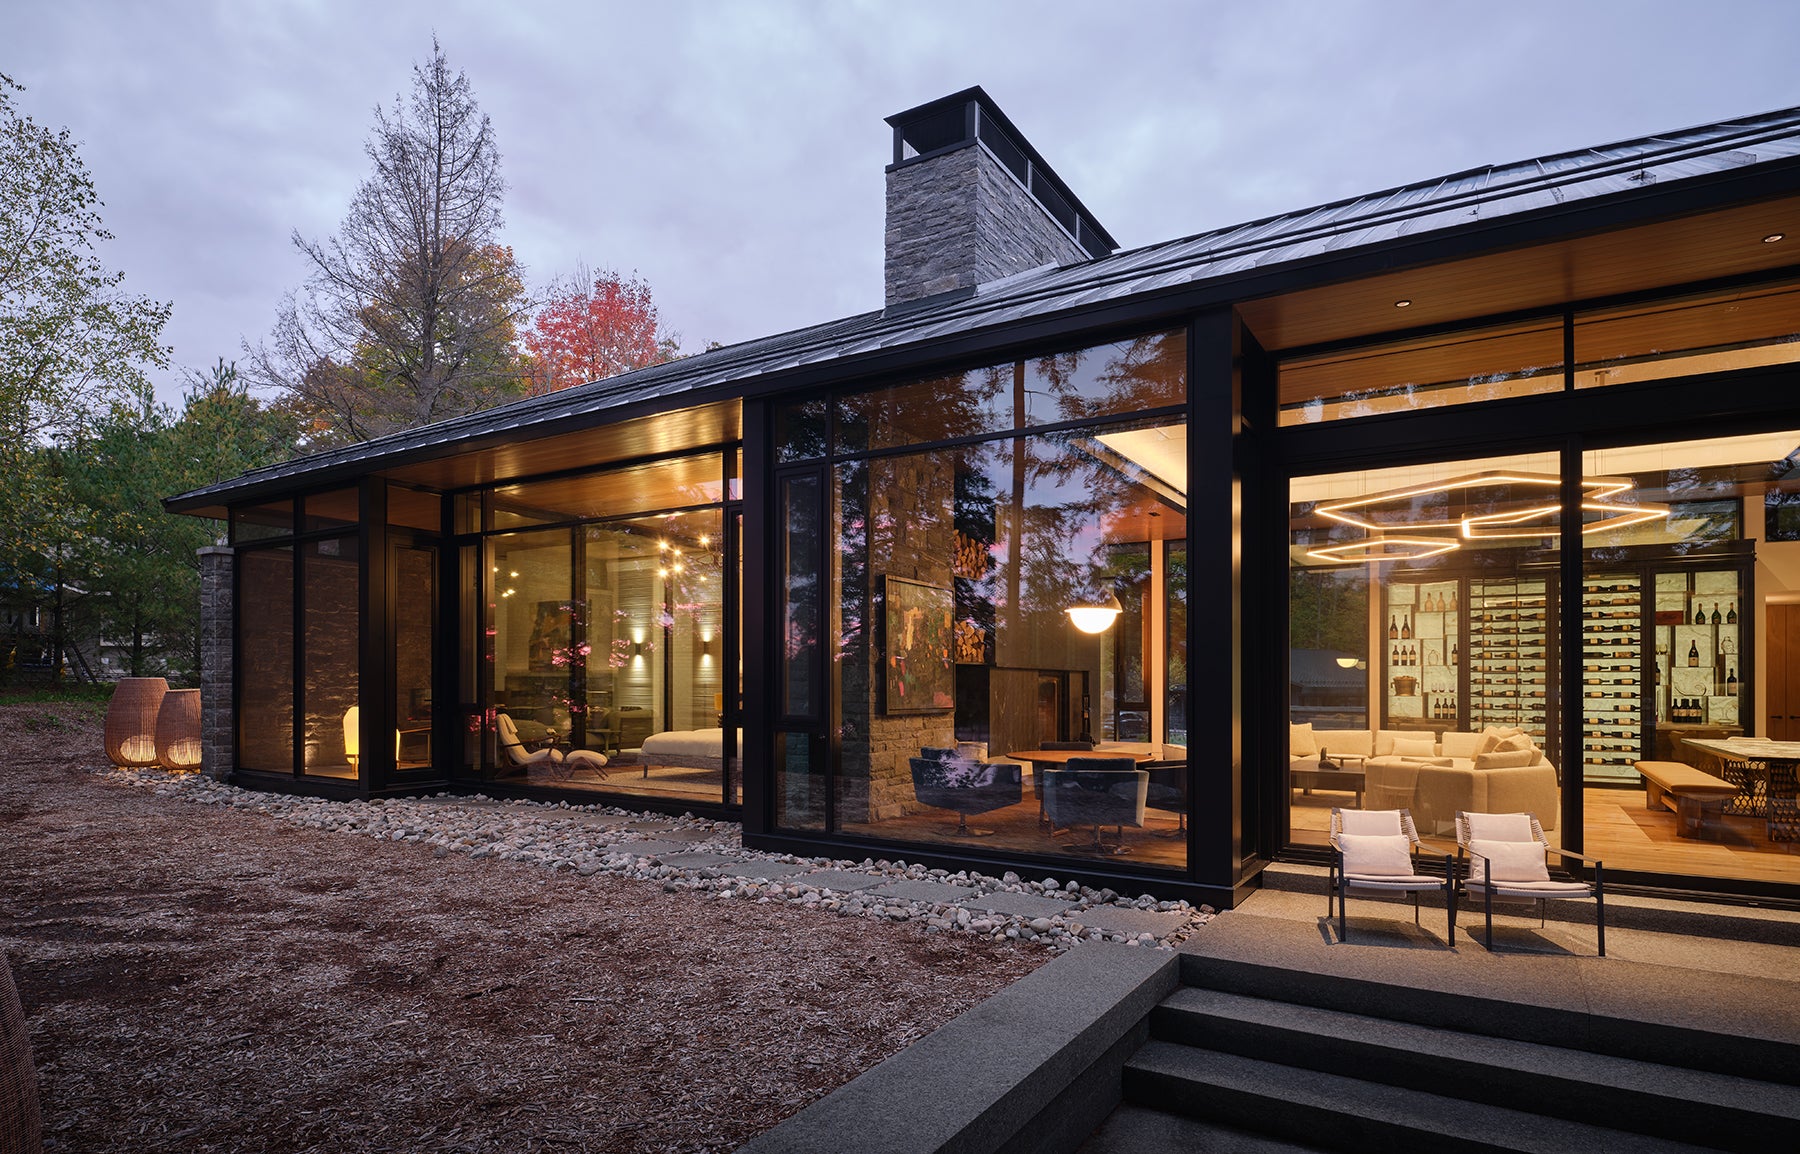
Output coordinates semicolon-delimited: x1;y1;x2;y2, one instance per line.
100;767;1217;952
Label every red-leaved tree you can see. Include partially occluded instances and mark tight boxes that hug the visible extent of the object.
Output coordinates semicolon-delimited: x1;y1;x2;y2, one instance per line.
523;266;675;395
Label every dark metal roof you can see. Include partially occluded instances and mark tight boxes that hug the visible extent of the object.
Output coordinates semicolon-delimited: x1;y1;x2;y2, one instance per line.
167;102;1800;513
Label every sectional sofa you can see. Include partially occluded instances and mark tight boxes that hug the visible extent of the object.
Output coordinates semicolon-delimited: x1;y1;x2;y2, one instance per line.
1290;723;1560;834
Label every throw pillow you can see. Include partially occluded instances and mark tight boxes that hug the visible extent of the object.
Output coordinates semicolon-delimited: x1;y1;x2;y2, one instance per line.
1475;726;1525;757
1494;733;1533;753
1336;832;1414;877
1468;838;1550;884
1473;748;1537;770
1290;722;1319;758
955;742;988;762
1464;812;1534;841
1439;731;1482;759
1392;736;1437;757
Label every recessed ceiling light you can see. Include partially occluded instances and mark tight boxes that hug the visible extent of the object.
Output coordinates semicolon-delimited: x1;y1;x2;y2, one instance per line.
1394;299;1413;308
1764;232;1786;244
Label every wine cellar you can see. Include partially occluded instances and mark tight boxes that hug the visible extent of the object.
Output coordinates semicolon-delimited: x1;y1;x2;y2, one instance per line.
1381;550;1753;786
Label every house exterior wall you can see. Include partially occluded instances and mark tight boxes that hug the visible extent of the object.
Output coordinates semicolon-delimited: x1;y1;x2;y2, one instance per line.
197;545;234;780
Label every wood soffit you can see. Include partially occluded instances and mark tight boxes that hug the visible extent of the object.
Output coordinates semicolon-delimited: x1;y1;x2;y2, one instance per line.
1238;195;1800;354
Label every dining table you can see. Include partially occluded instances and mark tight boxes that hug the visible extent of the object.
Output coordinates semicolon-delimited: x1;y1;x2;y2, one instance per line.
1678;735;1800;815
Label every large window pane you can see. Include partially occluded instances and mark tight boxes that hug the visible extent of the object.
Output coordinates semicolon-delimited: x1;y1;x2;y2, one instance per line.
1278;318;1563;426
395;544;436;771
833;423;1189;869
1287;451;1564;849
1576;281;1800;390
301;536;360;779
491;454;724;529
238;547;293;772
1581;432;1796;886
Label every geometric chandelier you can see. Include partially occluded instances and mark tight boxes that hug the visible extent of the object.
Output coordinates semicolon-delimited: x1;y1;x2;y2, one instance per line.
1306;470;1670;562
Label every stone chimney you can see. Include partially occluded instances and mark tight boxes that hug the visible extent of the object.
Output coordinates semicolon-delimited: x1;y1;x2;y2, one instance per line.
884;87;1117;310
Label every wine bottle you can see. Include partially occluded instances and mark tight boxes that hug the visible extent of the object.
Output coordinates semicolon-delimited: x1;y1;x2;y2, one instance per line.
1401;613;1412;640
1711;602;1722;625
1688;639;1700;667
1726;601;1737;625
1450;642;1459;666
1693;603;1706;625
1727;667;1738;695
1389;615;1399;640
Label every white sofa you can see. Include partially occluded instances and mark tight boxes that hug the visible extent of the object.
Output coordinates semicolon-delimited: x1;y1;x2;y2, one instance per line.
1290;724;1559;833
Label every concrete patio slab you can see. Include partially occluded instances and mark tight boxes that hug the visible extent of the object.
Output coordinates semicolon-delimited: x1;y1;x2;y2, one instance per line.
959;891;1075;920
659;851;751;869
868;879;980;904
786;869;891;892
1075;907;1193;938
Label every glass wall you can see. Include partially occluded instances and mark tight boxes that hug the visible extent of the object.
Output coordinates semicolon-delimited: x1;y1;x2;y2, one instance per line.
301;535;360;779
472;450;737;807
1287;451;1565;848
1579;431;1799;885
783;327;1190;867
238;546;293;772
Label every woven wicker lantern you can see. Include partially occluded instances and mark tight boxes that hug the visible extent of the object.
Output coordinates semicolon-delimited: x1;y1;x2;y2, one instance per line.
104;677;167;767
154;689;203;772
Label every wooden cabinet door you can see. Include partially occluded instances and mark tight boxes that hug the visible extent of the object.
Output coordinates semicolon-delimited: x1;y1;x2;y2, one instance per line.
1771;604;1800;740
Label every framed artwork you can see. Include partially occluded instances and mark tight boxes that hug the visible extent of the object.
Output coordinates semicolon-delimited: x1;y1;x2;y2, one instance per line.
527;600;573;673
884;575;954;714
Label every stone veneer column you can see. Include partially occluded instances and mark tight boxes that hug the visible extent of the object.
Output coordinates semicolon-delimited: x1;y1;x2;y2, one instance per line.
197;545;235;781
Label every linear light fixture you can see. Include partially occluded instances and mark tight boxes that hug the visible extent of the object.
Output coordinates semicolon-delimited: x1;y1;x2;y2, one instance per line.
1315;472;1647;534
1305;537;1461;564
1460;499;1671;540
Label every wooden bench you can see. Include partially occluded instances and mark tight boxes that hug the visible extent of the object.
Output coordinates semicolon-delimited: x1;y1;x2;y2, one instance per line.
1635;760;1741;838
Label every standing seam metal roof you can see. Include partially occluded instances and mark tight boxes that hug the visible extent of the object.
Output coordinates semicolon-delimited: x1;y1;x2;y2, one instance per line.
168;103;1800;509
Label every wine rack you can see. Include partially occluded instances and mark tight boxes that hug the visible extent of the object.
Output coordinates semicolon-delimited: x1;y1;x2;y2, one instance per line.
1466;577;1549;742
1581;574;1642;785
1383;580;1459;725
1653;568;1743;728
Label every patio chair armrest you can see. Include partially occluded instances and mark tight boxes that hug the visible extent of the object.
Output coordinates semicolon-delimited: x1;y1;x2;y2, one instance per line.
1548;847;1602;866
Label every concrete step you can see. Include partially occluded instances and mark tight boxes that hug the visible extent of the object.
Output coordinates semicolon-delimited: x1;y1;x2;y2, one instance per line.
1177;927;1800;1084
1153;986;1800;1151
1123;1041;1714;1154
1075;1102;1329;1154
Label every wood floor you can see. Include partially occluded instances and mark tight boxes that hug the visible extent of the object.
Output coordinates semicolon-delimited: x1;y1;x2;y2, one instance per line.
1289;785;1800;885
841;796;1190;871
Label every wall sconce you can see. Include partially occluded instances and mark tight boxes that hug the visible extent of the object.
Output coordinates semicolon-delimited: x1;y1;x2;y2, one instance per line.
1066;590;1123;635
701;635;716;659
1335;656;1360;669
632;640;645;659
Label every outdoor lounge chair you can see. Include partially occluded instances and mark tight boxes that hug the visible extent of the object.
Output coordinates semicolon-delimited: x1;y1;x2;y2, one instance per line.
1456;811;1604;956
1328;808;1454;945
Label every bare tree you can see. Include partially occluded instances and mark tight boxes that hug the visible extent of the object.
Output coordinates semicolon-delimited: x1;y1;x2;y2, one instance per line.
248;38;527;444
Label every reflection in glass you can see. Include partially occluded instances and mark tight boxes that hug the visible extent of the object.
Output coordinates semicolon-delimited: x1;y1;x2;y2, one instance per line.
394;544;436;770
301;536;360;779
1576;282;1800;390
1278;318;1563;426
238;547;294;771
832;422;1189;870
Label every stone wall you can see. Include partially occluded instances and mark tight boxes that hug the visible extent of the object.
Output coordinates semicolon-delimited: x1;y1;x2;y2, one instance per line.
197;546;234;780
838;455;959;822
884;143;1088;308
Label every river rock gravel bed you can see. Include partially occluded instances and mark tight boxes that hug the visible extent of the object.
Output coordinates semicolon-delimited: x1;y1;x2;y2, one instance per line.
103;766;1216;952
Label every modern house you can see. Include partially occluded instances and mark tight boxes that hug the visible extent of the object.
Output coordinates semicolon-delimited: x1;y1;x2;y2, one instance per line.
167;88;1800;908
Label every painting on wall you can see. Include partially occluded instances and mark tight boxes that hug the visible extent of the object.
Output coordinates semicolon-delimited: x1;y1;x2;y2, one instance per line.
528;601;573;673
884;576;954;714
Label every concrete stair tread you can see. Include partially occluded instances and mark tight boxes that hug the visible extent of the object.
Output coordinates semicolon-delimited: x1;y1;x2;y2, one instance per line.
1158;986;1800;1121
1077;1103;1331;1154
1126;1040;1715;1154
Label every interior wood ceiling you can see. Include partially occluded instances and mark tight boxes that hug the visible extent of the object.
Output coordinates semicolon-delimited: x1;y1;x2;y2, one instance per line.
1238;196;1800;354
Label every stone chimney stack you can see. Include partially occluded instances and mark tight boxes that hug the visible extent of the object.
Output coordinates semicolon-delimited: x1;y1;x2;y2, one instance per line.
883;87;1117;310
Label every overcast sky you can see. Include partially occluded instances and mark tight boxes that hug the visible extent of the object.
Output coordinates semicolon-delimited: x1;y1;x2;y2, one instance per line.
11;0;1800;409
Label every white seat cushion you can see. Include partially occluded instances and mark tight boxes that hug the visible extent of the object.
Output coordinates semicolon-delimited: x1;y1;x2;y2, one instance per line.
1344;874;1443;889
1467;880;1593;897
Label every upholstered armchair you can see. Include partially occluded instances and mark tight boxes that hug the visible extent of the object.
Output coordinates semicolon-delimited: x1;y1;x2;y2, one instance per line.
909;750;1023;837
1328;808;1454;944
1041;757;1148;855
1457;811;1603;956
